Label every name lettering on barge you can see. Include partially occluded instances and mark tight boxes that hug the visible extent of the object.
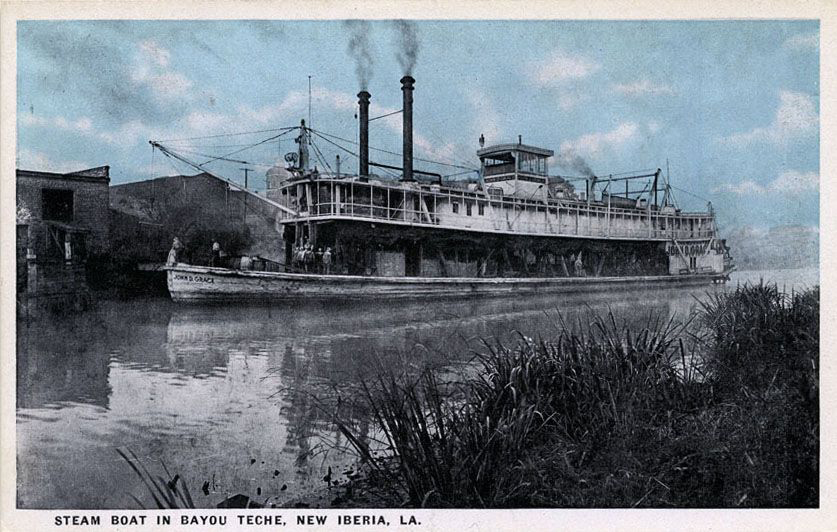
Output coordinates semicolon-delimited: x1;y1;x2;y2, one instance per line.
174;274;215;284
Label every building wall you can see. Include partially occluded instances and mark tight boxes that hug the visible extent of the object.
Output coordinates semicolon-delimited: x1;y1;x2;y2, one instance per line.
17;224;29;292
111;173;285;263
16;167;110;255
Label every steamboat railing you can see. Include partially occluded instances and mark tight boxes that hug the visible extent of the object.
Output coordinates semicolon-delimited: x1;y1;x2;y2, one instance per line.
275;179;716;242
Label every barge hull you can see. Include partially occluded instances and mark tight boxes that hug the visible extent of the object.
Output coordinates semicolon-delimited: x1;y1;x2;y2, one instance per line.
166;265;727;303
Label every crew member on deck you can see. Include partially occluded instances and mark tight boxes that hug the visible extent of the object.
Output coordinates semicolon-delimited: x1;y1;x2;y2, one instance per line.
323;247;332;274
574;252;585;277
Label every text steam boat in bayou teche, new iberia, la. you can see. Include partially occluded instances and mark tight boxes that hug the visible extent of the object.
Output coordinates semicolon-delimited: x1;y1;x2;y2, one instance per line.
153;75;734;303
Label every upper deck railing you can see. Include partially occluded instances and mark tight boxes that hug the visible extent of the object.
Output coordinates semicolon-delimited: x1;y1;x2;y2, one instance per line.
275;177;716;241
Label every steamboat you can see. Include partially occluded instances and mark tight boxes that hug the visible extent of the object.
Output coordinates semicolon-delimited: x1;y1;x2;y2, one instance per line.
157;75;733;303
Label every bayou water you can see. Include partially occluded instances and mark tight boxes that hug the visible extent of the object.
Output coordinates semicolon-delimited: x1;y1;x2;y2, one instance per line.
15;267;818;509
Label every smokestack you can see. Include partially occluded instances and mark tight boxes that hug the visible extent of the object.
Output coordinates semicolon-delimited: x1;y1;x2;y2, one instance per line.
401;75;415;182
357;91;370;176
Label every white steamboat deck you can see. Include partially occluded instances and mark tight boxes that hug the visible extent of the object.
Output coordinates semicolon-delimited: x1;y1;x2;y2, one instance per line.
273;176;717;242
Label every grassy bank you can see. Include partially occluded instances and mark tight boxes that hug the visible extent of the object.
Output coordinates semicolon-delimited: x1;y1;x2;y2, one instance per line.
336;283;819;508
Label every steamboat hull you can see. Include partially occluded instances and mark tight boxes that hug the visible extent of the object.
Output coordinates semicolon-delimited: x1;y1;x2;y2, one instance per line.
166;264;728;303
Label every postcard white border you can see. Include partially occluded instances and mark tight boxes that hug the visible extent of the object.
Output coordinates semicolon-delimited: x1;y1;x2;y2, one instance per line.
1;1;834;531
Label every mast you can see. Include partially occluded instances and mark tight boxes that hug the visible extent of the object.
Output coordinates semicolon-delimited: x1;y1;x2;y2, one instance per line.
296;119;310;172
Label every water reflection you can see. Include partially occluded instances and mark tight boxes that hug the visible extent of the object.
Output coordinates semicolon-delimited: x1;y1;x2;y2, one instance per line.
16;268;818;508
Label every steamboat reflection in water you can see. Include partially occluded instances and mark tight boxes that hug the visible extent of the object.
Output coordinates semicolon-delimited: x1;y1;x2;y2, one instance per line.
16;269;815;509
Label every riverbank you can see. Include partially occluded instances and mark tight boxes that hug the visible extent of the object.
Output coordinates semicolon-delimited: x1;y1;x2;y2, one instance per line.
329;282;818;508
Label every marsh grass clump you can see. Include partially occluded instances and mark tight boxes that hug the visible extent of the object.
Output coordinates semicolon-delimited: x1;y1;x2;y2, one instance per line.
337;283;818;508
117;448;195;509
698;282;818;398
695;282;819;507
337;311;709;507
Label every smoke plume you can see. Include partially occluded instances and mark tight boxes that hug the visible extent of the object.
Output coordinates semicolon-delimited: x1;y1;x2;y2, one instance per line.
556;147;594;177
391;20;420;75
343;20;374;89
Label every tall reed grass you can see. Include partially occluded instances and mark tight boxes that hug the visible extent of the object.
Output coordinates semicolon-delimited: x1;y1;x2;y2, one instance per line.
335;283;819;508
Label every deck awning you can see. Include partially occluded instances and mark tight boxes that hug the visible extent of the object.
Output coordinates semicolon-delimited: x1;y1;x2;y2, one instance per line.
477;143;554;158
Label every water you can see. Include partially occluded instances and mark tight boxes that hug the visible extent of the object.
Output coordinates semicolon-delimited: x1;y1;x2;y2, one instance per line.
16;267;818;509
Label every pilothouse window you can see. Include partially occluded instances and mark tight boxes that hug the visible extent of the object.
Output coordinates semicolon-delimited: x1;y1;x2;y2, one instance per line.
518;152;547;175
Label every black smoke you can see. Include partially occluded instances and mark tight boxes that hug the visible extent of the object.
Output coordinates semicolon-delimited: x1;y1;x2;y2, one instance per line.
343;20;374;89
556;147;594;177
391;20;420;75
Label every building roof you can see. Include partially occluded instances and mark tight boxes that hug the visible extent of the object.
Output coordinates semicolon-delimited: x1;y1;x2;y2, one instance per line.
17;166;110;184
110;172;213;190
477;143;554;158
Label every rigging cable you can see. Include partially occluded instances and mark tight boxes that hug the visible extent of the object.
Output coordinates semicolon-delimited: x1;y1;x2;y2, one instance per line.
157;127;296;143
199;128;299;166
369;109;402;122
308;131;402;180
308;138;334;175
310;128;479;172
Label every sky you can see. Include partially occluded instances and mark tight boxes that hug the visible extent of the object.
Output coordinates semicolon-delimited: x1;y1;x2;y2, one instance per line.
16;19;819;230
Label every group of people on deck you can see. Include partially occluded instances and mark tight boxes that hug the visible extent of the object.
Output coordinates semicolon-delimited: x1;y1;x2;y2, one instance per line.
292;241;333;274
166;234;584;278
166;237;240;268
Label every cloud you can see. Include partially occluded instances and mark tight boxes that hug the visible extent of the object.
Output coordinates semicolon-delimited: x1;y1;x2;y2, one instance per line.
768;170;819;193
20;85;356;151
612;80;675;96
20;113;94;133
139;39;170;67
132;40;194;101
21;111;163;149
19;24;225;126
714;170;818;195
784;32;819;50
718;90;818;146
240;87;357;127
17;148;92;173
528;50;600;87
19;24;172;123
560;122;640;158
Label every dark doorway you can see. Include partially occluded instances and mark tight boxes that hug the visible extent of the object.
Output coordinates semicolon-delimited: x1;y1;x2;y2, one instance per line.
42;189;74;222
405;243;420;277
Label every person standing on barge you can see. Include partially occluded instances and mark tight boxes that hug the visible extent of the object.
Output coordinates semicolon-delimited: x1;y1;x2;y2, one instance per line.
167;237;183;266
210;241;221;267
